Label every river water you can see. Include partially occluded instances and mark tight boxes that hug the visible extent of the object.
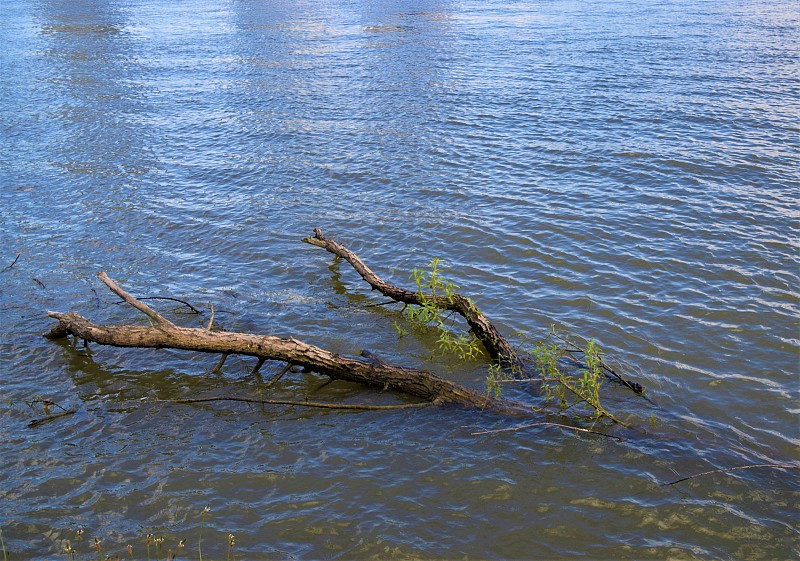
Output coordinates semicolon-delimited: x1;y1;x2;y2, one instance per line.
1;0;798;559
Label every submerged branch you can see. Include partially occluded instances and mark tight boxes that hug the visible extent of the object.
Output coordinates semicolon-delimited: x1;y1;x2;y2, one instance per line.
2;252;21;273
162;396;434;411
117;295;202;314
468;421;622;440
660;463;800;487
28;409;76;428
42;230;642;436
550;328;643;395
44;273;530;416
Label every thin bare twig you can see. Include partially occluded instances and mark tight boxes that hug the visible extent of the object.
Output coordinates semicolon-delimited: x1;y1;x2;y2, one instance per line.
211;352;228;374
363;300;398;307
162;396;433;411
2;253;21;272
660;463;800;487
28;409;76;428
206;302;215;330
26;397;70;413
550;328;643;394
467;421;622;440
252;356;266;374
265;363;293;388
116;296;201;314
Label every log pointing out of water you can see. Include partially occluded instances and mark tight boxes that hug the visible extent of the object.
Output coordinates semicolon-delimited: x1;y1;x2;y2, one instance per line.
44;231;532;416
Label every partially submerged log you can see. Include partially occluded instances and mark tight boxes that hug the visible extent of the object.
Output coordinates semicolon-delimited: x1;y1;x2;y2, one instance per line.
303;228;522;369
45;273;528;416
43;229;637;431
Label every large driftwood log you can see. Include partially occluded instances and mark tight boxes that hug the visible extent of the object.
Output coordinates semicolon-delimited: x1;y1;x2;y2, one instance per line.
45;273;528;416
303;228;522;369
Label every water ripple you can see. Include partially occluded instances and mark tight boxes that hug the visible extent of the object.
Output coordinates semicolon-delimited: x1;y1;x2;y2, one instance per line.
1;0;799;558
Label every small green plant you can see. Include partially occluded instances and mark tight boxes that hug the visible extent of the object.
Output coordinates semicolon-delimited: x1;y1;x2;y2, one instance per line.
530;341;563;406
402;258;483;361
579;339;604;411
485;363;503;398
405;258;454;326
392;320;410;337
487;326;624;424
167;538;186;561
530;328;621;424
1;529;8;561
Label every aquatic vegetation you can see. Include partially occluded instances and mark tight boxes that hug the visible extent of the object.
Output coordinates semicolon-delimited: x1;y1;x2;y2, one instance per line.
45;231;643;423
398;258;483;361
51;523;219;561
530;331;618;423
399;260;625;423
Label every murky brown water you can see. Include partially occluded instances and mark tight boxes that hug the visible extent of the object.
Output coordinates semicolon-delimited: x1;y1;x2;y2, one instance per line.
1;0;798;558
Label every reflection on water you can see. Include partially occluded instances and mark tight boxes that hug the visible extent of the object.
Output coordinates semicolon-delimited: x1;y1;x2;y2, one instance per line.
1;0;798;558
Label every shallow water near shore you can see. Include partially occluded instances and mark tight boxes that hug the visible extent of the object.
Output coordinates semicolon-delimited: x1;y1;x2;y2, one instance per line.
1;0;798;558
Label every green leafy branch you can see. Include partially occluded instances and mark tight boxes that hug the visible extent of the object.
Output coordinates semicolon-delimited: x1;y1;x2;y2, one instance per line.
489;327;627;425
397;258;483;361
398;261;629;424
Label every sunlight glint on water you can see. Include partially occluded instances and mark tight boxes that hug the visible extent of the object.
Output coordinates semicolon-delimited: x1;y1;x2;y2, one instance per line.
0;0;798;558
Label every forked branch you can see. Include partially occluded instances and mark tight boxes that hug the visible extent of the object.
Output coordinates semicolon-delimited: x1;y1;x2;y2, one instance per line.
44;272;529;416
43;230;639;433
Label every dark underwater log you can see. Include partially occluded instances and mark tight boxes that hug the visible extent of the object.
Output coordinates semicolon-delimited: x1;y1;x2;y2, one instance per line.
303;228;522;369
44;273;527;416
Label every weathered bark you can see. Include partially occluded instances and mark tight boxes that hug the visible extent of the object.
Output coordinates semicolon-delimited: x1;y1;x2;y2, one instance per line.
44;273;528;416
303;228;522;369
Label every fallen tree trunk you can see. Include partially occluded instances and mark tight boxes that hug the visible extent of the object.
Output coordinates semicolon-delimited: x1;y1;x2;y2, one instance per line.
44;273;528;416
303;228;522;369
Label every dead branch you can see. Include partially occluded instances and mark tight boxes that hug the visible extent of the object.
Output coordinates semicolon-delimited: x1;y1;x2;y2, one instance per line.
264;362;293;387
162;396;434;411
660;463;800;487
468;421;622;440
2;252;21;273
303;228;522;369
28;409;76;428
206;302;215;330
116;295;202;314
44;272;529;416
550;328;643;394
99;271;172;326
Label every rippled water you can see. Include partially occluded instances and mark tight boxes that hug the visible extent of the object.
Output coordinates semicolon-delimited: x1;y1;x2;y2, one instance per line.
1;0;798;558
